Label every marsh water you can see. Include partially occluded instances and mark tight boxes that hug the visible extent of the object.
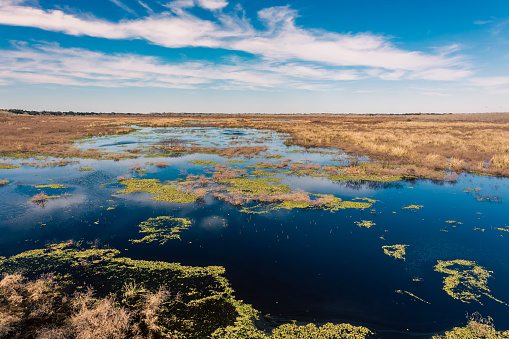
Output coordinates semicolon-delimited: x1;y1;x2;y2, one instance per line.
1;126;509;337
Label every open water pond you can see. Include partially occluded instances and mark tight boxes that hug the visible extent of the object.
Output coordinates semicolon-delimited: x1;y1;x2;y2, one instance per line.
1;126;509;337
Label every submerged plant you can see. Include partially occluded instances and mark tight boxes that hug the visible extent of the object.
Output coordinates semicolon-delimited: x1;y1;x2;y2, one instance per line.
130;216;192;244
434;259;507;305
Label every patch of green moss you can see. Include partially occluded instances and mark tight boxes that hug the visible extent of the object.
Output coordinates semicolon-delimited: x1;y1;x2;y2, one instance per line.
130;216;192;244
188;160;218;165
117;179;197;203
329;173;402;182
434;259;507;305
383;245;408;260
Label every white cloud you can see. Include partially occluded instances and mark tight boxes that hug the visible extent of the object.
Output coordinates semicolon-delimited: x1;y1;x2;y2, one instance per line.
469;76;509;87
0;42;367;89
0;0;469;74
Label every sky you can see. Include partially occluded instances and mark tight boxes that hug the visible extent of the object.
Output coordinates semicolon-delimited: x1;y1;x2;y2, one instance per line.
0;0;508;113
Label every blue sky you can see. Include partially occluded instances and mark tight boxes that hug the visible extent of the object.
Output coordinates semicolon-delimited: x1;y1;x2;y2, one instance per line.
0;0;508;113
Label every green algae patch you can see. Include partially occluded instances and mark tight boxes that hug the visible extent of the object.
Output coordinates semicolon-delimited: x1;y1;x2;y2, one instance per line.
434;259;507;305
131;216;192;244
117;179;197;203
188;160;218;165
0;242;258;339
34;184;67;189
329;173;402;182
402;204;424;210
383;245;408;260
355;220;375;228
223;178;291;196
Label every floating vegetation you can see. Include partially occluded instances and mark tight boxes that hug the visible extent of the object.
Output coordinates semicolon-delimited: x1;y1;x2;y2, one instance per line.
33;184;67;189
146;161;170;168
445;220;463;225
402;205;424;210
266;322;373;339
383;245;408;260
395;290;430;304
0;243;259;338
223;178;291;196
117;179;197;203
0;179;9;186
0;162;21;169
188;160;219;165
476;195;503;203
495;227;509;233
29;192;60;203
434;259;507;305
130;216;192;244
78;167;94;171
250;169;277;177
263;154;285;159
355;220;375;228
432;312;509;339
225;160;247;163
329;173;402;182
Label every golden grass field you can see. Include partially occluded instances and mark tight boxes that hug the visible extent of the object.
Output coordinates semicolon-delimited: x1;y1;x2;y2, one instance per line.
1;112;509;177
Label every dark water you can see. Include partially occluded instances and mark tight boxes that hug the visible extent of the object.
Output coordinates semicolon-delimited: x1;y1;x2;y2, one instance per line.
1;126;509;337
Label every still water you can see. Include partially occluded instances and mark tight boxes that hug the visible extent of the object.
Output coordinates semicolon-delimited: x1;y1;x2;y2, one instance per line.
1;126;508;337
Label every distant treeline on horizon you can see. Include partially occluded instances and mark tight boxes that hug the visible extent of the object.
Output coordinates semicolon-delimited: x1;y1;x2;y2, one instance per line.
2;109;452;116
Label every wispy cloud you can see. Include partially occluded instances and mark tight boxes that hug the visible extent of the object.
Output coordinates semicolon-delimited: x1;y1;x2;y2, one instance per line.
0;42;366;89
109;0;137;15
0;0;469;76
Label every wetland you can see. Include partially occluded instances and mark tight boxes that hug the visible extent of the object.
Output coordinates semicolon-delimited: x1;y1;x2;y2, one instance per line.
1;113;509;338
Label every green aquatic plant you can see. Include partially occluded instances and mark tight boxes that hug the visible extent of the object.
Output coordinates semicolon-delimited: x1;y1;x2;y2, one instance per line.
78;167;95;171
395;290;430;304
130;216;192;244
223;178;291;196
117;179;197;203
0;163;21;169
267;322;373;339
29;192;60;203
0;179;9;186
432;312;509;339
434;259;507;305
0;243;259;338
355;220;375;228
382;245;408;260
329;173;402;182
225;160;247;163
188;160;218;165
33;184;67;189
402;204;424;210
